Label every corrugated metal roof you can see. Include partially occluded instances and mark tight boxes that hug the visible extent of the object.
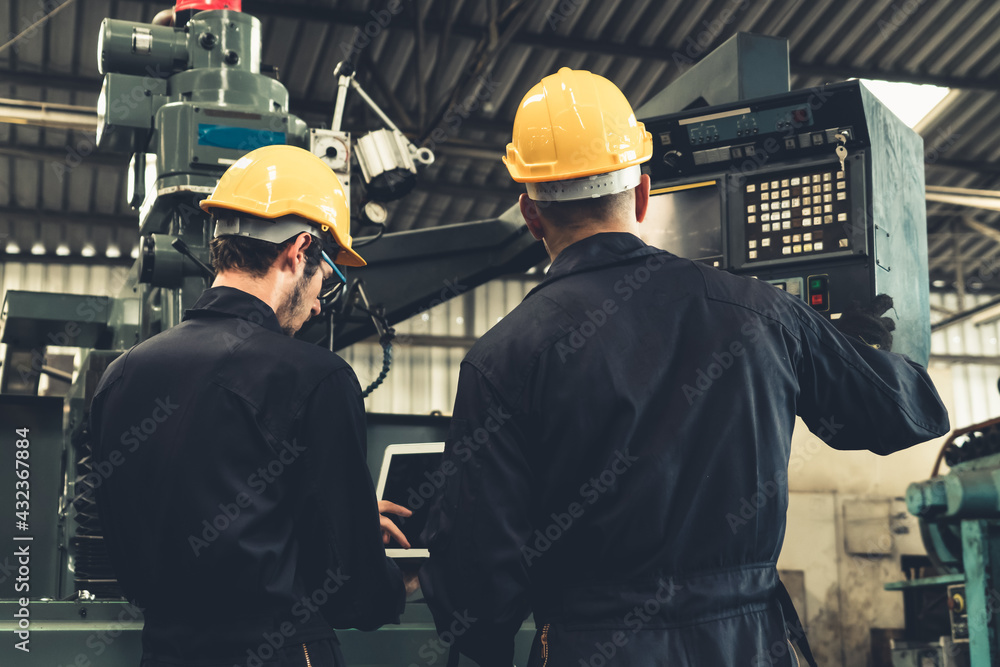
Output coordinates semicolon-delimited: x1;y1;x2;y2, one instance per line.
0;0;998;294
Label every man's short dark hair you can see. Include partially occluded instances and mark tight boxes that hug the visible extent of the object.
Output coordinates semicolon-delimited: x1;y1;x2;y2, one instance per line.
533;189;634;228
210;233;323;279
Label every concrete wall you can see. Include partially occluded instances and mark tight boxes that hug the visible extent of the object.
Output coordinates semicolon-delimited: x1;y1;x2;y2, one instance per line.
779;362;957;666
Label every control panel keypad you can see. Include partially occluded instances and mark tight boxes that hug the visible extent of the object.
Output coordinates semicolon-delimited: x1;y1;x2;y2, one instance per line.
742;166;850;263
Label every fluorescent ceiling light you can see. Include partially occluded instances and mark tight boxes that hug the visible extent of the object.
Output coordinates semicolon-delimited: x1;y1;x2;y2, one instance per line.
858;79;951;129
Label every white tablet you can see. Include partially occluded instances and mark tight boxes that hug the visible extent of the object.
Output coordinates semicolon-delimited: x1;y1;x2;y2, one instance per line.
375;442;445;558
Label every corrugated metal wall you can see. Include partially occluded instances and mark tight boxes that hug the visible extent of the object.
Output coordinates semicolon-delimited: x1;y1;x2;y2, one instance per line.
930;292;1000;428
342;279;538;415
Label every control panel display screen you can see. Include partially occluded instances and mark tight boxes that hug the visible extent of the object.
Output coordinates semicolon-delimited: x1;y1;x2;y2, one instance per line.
741;165;853;264
643;182;723;267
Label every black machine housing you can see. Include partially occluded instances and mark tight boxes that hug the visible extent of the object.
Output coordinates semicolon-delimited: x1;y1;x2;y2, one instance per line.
640;79;930;364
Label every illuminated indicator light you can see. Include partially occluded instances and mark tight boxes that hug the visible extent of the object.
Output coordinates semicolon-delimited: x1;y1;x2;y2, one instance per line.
811;294;824;305
804;243;813;252
814;242;823;251
793;245;802;254
810;279;822;289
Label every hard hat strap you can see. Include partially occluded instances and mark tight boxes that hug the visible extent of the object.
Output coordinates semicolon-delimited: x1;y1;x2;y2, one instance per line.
525;165;642;202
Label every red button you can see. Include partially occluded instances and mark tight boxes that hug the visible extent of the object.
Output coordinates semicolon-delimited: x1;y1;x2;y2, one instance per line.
811;294;824;305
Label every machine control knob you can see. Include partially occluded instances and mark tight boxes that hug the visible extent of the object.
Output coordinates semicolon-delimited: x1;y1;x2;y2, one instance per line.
949;593;965;613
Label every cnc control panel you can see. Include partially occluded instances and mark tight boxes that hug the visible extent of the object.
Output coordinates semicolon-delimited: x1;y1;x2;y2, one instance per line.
639;80;931;364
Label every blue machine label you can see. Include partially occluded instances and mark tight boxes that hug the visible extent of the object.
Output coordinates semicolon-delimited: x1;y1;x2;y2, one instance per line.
197;124;286;150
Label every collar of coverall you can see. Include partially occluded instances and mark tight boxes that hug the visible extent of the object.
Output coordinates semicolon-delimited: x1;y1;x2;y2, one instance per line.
182;286;286;335
525;232;664;300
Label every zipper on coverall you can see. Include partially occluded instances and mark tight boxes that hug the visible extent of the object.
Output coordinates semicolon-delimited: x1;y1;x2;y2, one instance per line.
302;643;313;667
540;623;550;666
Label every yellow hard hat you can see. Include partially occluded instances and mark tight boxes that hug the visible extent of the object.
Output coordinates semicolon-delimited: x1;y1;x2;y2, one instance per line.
200;145;365;267
503;68;653;199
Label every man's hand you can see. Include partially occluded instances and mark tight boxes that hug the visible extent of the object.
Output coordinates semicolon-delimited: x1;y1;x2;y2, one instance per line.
833;294;896;351
378;500;413;548
403;572;421;596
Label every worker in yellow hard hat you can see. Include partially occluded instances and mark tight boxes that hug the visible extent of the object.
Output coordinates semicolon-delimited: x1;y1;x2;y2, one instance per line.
200;144;365;334
419;68;948;667
90;144;418;667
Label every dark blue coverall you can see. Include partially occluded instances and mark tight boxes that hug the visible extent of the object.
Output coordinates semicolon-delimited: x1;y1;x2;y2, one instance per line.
420;232;950;666
90;287;404;666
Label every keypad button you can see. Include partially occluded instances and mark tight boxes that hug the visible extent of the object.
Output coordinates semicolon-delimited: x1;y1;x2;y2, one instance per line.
823;204;832;213
781;189;790;198
839;238;849;248
803;207;811;216
823;173;832;182
762;192;770;201
837;212;847;222
791;177;801;186
762;203;770;211
836;181;846;190
803;232;812;241
804;243;813;252
814;241;823;251
748;240;757;249
803;218;812;226
782;200;791;210
782;247;792;255
791;198;800;207
771;180;779;189
803;197;811;205
793;244;802;254
748;215;757;223
783;235;791;243
746;184;757;193
823;183;832;193
812;175;822;184
836;171;845;180
747;204;756;213
803;186;811;195
837;192;847;200
782;211;791;220
761;182;770;191
762;213;771;222
762;223;770;232
781;179;790;187
749;250;758;259
792;234;801;243
762;238;771;247
824;214;833;224
823;193;833;203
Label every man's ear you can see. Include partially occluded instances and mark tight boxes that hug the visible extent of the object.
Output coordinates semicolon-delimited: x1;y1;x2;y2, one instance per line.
281;233;313;272
520;193;545;241
635;173;651;223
